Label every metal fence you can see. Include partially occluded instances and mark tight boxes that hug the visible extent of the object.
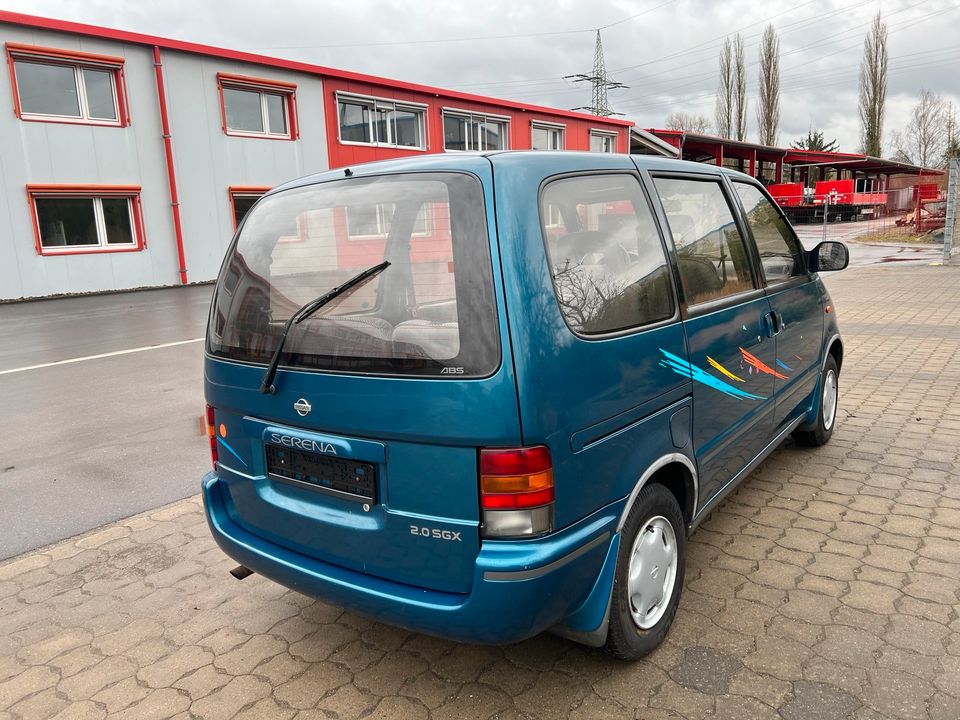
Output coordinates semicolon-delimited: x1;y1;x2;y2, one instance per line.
945;159;958;263
776;183;950;247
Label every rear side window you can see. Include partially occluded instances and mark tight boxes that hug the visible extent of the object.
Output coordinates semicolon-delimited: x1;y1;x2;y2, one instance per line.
207;172;499;377
732;182;805;283
654;177;756;307
541;174;675;335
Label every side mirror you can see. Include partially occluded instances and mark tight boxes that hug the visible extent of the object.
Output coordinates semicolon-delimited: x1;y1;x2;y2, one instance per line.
808;241;849;272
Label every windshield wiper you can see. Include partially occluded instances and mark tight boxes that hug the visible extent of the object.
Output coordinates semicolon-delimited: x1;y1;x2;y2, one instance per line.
259;260;390;394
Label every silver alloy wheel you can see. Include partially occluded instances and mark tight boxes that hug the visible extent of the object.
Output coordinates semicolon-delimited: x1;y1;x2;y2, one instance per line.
822;368;838;431
627;515;678;630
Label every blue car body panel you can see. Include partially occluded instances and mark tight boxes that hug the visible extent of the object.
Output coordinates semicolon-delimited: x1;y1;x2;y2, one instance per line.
201;151;840;645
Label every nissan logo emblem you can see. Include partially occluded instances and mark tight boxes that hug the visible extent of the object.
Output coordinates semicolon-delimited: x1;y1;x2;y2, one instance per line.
293;398;312;417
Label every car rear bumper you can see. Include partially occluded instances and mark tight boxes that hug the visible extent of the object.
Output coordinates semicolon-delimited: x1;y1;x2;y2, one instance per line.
202;471;616;644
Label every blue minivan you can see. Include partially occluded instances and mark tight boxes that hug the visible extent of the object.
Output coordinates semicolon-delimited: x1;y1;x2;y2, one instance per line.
202;151;847;659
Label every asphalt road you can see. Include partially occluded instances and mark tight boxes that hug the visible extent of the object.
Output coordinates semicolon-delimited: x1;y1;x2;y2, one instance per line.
0;285;214;559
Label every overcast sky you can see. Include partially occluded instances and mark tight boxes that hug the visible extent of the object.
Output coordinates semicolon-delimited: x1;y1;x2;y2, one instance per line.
5;0;959;153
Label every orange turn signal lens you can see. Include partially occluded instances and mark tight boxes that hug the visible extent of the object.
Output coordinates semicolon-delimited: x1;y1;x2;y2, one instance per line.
480;469;553;495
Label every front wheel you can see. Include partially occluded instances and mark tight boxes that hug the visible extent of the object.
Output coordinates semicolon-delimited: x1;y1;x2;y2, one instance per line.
604;483;685;660
794;354;839;447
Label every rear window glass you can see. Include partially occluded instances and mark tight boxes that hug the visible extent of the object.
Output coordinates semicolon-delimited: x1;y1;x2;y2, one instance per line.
207;172;499;377
540;174;675;335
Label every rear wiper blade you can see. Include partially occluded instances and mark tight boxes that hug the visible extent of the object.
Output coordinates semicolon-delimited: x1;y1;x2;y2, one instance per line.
259;260;390;394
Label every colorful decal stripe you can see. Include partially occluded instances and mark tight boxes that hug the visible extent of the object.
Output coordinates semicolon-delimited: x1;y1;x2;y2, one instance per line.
659;349;766;401
776;358;794;372
707;356;745;383
218;437;247;466
739;347;789;380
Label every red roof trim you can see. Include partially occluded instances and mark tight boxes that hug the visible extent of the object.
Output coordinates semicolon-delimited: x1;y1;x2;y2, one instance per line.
0;10;633;128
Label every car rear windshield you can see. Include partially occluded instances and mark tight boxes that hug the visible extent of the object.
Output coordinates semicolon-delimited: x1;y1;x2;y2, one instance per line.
207;172;500;377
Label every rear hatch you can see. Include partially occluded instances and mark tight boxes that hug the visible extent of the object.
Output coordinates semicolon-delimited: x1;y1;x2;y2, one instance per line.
205;163;518;595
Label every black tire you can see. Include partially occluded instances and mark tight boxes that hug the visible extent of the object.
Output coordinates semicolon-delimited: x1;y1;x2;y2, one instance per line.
794;354;839;447
604;483;686;661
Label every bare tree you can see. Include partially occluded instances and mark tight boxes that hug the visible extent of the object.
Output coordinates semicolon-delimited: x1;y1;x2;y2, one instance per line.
733;34;748;142
715;38;734;139
756;24;780;146
858;13;888;156
552;260;625;333
890;89;949;167
665;111;711;134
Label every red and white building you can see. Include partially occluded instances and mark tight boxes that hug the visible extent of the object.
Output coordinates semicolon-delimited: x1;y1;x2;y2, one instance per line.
0;11;634;300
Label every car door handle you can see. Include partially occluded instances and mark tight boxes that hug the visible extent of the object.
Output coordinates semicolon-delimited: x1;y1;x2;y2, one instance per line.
763;311;782;338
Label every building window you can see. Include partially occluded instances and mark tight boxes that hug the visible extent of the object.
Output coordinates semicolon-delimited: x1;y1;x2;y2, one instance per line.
442;111;509;151
337;93;425;149
218;73;297;140
589;130;618;154
229;187;271;229
7;43;128;126
346;203;431;238
28;185;145;255
532;122;564;150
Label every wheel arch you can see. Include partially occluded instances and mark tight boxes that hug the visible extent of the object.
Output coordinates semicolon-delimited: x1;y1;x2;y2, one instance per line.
616;453;698;533
827;336;843;374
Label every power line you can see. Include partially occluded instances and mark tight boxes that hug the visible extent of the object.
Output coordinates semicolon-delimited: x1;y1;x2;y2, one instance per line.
238;0;676;51
610;3;959;112
447;0;863;94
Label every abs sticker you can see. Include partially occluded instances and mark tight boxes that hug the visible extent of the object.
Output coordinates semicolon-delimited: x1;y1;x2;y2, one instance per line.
410;524;462;542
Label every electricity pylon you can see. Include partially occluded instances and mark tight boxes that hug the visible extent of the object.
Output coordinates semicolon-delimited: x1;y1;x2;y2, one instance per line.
566;30;627;117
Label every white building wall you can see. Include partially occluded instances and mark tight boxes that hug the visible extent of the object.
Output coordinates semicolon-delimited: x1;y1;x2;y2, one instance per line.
0;24;328;300
160;51;328;284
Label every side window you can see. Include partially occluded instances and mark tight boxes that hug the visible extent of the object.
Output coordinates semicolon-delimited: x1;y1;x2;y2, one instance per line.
541;174;675;335
653;177;756;307
733;182;805;283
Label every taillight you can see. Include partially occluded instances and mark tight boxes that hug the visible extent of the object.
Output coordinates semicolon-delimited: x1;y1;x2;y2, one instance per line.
205;404;218;470
479;446;554;538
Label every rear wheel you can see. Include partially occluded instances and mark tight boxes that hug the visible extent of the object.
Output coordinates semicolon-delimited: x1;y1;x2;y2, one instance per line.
604;483;685;660
794;354;839;447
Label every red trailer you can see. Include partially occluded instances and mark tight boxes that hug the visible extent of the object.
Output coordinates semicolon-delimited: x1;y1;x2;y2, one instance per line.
768;179;887;223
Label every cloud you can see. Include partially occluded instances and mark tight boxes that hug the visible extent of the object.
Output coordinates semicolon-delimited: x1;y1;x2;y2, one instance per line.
6;0;959;154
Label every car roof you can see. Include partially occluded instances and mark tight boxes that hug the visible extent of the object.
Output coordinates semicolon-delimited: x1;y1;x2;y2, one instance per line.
270;150;756;196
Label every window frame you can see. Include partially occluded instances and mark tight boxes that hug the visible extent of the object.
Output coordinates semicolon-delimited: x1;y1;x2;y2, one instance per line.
6;43;130;127
228;186;271;230
217;73;298;140
589;130;618;154
728;178;811;288
537;169;680;340
531;121;565;150
648;171;766;319
441;109;510;152
344;202;433;240
335;92;427;150
27;184;146;256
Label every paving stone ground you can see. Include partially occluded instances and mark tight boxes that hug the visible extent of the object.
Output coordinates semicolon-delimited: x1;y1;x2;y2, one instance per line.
2;263;959;720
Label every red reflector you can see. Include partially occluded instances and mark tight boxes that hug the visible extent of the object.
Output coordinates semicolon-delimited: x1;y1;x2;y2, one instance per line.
206;404;218;470
481;487;555;510
480;446;552;476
